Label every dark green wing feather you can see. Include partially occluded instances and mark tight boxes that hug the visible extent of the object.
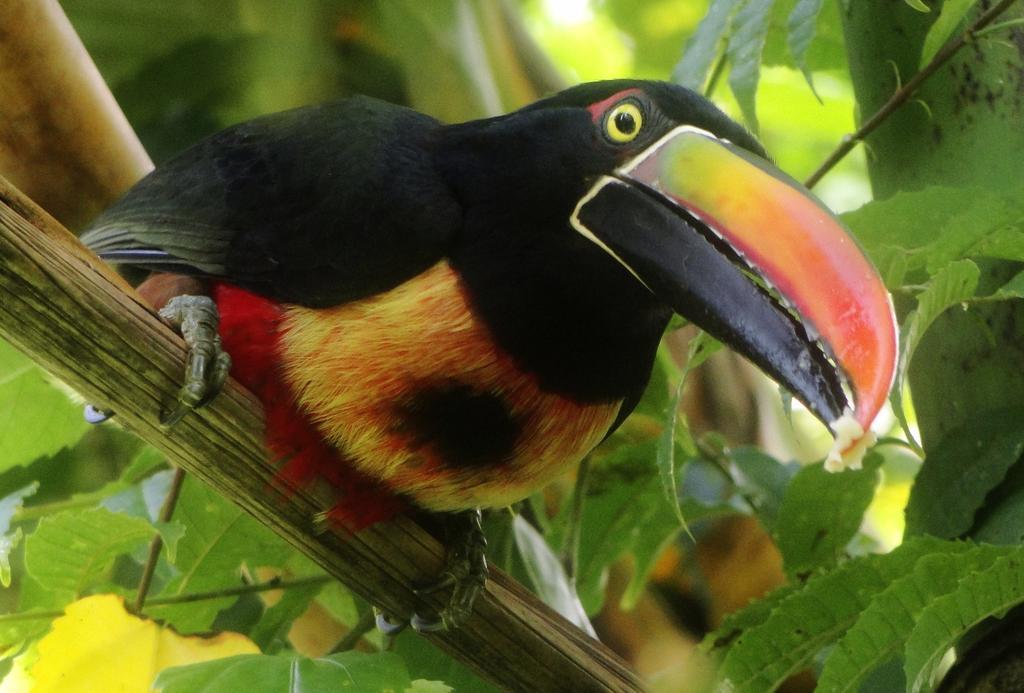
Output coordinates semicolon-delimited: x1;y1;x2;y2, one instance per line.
81;97;461;307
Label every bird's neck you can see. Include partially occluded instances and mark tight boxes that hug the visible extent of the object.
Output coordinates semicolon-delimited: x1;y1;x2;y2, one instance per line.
451;221;671;405
435;113;670;406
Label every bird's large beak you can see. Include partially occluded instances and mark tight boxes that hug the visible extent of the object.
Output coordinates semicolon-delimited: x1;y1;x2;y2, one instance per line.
571;126;896;469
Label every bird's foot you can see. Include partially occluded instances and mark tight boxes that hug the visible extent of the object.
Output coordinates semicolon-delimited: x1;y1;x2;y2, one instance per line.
413;508;488;631
375;508;488;634
156;295;232;426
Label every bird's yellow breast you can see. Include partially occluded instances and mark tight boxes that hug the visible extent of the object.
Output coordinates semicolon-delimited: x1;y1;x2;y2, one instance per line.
277;261;620;511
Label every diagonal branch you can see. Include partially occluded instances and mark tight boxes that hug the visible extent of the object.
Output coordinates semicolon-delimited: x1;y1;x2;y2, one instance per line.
804;0;1019;189
0;176;643;692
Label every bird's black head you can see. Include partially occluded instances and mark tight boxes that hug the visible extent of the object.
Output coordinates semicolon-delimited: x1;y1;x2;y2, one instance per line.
437;80;764;221
523;79;767;158
439;80;896;461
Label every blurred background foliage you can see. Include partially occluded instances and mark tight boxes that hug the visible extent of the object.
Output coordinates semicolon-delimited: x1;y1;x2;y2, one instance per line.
1;0;1024;691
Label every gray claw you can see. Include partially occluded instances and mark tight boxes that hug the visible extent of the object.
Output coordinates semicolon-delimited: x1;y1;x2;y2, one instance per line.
197;351;232;408
410;612;447;633
157;295;231;426
84;404;114;424
414;572;456;596
374;609;407;636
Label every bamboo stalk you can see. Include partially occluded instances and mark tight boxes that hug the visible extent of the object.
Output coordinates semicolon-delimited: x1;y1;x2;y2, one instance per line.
0;0;152;230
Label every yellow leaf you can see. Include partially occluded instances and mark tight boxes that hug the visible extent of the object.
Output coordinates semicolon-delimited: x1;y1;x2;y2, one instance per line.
9;594;258;693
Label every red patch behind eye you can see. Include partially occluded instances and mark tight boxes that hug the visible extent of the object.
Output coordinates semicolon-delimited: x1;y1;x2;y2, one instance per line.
586;88;645;122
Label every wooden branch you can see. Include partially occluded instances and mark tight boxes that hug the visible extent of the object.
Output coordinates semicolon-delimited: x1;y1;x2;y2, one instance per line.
0;0;152;230
0;174;643;691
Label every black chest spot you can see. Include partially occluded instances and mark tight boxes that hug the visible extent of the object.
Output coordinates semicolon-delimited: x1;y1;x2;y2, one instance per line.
396;383;521;468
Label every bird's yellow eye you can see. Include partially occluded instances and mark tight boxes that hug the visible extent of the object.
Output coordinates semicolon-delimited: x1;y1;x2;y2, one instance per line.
604;102;643;144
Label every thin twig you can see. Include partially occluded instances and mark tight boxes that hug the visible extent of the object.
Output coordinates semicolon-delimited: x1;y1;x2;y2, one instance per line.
0;575;335;624
143;574;332;608
133;466;186;612
804;0;1020;188
331;608;377;653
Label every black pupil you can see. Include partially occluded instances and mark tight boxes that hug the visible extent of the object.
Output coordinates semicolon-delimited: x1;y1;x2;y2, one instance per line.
614;110;636;135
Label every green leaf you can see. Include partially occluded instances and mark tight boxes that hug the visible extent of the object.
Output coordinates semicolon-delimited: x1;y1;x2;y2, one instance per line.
394;627;496;692
316;580;360;628
712;536;950;692
672;0;743;91
994;270;1024;300
153;521;186;564
0;607;60;652
0;483;37;587
786;0;824;95
762;0;847;74
657;332;720;527
905;547;1024;692
904;0;931;12
683;331;722;381
0;339;89;473
512;515;594;635
972;464;1024;545
727;0;777;131
891;260;980;440
701;582;800;654
54;446;167;518
667;459;747;549
904;407;1024;538
629;342;673;420
17;570;64;613
920;0;978;67
773;455;881;577
249;579;324;653
24;508;156;600
729;448;798;532
817;542;1006;692
146;477;290;633
842;186;1024;286
0;533;20;591
625;505;715;610
552;441;683;613
156;651;445;693
904;259;981;334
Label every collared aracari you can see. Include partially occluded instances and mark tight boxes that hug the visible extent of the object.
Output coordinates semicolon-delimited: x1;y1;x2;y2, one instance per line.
81;80;897;630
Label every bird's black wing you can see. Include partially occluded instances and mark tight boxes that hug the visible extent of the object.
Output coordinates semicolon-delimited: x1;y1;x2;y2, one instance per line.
81;97;461;308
